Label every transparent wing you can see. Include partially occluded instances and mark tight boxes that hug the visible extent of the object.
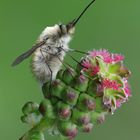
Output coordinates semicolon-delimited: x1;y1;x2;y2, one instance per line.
11;40;46;67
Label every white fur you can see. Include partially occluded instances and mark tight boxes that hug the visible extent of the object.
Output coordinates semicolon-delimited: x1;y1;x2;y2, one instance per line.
31;25;72;84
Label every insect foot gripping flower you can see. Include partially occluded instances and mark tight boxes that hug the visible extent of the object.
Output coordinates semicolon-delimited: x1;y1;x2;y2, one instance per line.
19;49;131;140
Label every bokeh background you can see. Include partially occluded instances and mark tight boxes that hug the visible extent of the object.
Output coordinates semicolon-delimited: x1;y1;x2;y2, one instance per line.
0;0;139;139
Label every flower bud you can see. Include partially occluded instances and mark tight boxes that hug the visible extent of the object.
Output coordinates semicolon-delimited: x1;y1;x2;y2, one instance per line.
73;75;89;92
51;79;66;99
58;121;78;139
103;88;120;112
91;112;106;125
72;109;90;126
21;112;42;126
62;67;77;85
77;94;96;112
22;102;39;115
87;80;99;97
62;87;79;106
56;102;71;121
39;99;55;119
81;123;93;133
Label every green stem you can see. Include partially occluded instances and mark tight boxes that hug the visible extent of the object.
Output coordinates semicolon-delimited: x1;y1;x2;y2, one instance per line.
19;117;55;140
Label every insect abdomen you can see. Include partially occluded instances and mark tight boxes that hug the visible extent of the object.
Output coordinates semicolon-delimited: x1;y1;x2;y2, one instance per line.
31;47;65;84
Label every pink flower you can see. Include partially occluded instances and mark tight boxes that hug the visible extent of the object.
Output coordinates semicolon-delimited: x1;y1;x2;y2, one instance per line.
89;49;109;58
82;60;92;69
91;66;100;76
123;79;131;97
116;99;122;108
112;54;124;63
89;49;124;64
81;59;100;76
102;79;121;90
89;49;112;63
116;97;128;108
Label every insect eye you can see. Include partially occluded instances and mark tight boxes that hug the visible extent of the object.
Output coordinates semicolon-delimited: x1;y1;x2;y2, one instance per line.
43;36;48;41
59;24;62;31
48;46;51;49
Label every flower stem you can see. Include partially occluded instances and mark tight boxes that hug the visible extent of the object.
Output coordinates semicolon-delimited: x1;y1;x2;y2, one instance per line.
19;117;55;140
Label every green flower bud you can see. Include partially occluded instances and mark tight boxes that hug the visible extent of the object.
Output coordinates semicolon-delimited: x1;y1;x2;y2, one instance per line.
22;102;39;115
77;94;96;112
62;67;77;85
103;88;119;112
91;112;106;125
51;79;66;99
72;109;90;126
87;80;98;97
58;121;78;139
21;112;42;126
81;123;93;133
73;75;89;92
62;87;79;106
39;99;55;119
56;101;71;121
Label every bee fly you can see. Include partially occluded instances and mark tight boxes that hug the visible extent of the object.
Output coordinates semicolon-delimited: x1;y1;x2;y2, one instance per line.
12;0;96;85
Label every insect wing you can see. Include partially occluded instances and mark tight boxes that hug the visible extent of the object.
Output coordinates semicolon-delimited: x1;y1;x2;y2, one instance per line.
11;40;46;67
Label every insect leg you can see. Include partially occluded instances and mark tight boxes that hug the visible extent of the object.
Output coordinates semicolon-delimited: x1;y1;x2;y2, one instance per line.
41;48;94;81
59;47;96;80
40;48;53;94
66;48;88;55
41;48;75;79
41;48;73;69
59;47;85;68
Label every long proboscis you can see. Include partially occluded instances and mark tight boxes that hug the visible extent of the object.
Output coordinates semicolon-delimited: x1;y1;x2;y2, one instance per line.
73;0;96;26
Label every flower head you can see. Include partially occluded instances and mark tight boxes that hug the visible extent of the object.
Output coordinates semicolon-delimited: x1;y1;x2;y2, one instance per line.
81;49;131;113
89;49;124;64
102;78;121;90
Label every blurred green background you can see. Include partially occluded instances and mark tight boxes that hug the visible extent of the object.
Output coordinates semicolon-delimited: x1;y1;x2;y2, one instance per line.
0;0;139;139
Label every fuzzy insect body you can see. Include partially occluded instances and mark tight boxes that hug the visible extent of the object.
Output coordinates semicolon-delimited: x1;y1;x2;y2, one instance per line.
31;25;74;84
12;0;96;85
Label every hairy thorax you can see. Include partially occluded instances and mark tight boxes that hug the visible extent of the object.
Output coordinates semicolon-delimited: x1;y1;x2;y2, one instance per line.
31;25;72;84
